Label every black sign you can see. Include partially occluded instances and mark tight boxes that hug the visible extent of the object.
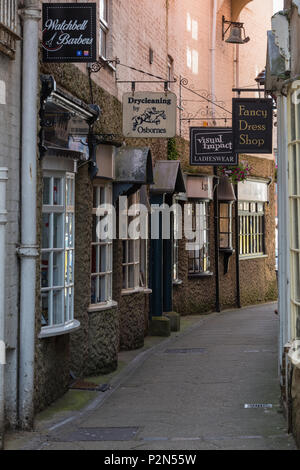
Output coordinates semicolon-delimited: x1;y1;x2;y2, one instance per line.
42;3;96;63
232;98;273;154
190;127;237;166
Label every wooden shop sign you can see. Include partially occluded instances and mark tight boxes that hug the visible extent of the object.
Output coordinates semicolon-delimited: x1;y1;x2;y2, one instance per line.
122;92;177;138
42;3;97;63
232;98;273;154
190;127;236;166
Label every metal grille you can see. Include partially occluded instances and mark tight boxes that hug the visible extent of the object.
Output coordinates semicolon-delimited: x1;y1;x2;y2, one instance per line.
0;0;19;59
244;404;273;409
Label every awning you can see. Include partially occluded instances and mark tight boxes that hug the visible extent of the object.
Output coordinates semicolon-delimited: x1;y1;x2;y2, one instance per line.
151;160;186;194
114;147;153;184
186;175;213;200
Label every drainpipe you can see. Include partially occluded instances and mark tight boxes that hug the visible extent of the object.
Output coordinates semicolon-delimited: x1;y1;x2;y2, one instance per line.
18;1;40;429
0;168;8;449
211;0;217;117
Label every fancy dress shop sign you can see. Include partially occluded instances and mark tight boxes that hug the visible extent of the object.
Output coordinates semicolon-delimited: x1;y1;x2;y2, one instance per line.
190;127;236;166
123;92;177;138
42;3;96;62
232;98;273;153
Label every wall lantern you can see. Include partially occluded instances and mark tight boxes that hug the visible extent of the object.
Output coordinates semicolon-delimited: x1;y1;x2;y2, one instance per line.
218;176;236;274
222;16;250;44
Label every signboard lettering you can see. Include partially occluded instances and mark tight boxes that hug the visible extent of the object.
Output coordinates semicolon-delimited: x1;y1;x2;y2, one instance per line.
122;92;177;138
232;98;273;154
42;3;97;63
190;127;236;166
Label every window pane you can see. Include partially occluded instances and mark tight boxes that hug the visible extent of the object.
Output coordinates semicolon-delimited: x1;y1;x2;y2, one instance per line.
54;213;63;248
53;178;63;205
42;214;50;248
53;252;63;286
41;252;50;288
100;28;107;57
53;290;63;325
43;177;51;205
41;293;49;326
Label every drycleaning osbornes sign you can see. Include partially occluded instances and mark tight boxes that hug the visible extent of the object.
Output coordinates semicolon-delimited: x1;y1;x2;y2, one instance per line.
42;3;97;62
232;98;273;154
123;92;177;138
190;127;237;166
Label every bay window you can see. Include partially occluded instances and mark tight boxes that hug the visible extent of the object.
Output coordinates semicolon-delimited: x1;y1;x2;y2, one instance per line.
238;201;265;257
90;183;113;306
188;201;211;275
41;172;78;336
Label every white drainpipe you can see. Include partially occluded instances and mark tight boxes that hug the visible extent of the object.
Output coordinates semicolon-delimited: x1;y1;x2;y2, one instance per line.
18;1;40;429
211;0;217;117
0;168;8;449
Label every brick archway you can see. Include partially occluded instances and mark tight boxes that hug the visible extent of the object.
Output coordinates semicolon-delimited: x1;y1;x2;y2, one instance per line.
231;0;253;21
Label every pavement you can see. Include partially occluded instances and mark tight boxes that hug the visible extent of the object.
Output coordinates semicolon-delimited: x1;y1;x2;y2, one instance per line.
4;302;297;450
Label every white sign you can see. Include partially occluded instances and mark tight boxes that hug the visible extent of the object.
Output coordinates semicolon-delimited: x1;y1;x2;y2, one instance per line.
122;92;177;138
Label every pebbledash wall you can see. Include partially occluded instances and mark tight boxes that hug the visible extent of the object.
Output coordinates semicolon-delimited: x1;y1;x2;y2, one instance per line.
32;0;276;412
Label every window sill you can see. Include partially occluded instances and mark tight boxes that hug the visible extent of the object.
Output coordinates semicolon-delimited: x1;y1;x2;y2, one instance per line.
173;279;183;286
239;254;268;261
87;301;118;313
188;272;214;279
121;287;152;296
39;320;80;339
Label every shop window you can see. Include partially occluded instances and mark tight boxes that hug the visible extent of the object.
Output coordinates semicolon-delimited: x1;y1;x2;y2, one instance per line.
91;183;113;305
41;173;75;330
188;201;210;274
99;0;109;59
122;191;147;291
0;0;19;59
219;202;233;250
238;201;265;257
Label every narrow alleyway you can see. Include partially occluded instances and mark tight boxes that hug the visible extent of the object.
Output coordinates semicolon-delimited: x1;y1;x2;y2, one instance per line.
6;303;296;450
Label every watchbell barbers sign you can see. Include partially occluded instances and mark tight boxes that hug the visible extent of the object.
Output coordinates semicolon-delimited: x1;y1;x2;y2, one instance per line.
190;127;236;166
123;92;177;138
232;98;273;154
42;3;96;63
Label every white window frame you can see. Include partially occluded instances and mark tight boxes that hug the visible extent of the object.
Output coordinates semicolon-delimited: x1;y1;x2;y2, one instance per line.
238;201;265;258
188;200;211;275
173;198;180;282
90;182;115;310
40;171;79;338
99;0;109;59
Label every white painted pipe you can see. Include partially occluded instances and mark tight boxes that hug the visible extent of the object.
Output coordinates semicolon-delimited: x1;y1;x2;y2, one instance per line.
211;0;217;117
18;1;40;430
0;168;8;449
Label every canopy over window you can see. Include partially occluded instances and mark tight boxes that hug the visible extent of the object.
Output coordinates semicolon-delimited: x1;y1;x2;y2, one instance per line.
151;161;186;195
114;147;153;184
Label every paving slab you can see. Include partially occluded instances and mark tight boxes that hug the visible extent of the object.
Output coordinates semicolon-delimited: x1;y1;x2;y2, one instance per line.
5;303;297;451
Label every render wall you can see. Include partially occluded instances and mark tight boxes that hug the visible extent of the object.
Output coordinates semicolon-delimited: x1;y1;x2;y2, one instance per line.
0;37;21;427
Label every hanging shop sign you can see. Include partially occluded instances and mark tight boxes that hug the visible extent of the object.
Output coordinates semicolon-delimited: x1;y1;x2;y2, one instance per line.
42;3;97;63
122;92;177;138
232;98;273;154
190;127;236;166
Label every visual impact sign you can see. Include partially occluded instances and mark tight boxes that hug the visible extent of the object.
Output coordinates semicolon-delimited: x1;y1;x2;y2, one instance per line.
42;3;97;63
122;92;177;138
232;98;273;154
190;127;236;166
